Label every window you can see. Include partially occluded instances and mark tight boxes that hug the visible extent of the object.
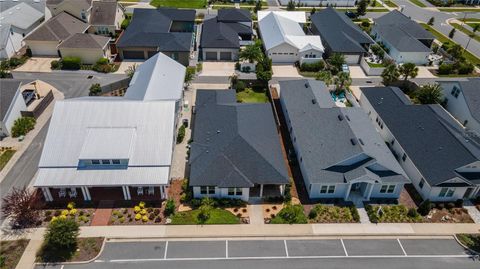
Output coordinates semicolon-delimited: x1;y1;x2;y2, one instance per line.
438;187;455;197
200;186;207;194
380;185;388;193
235;188;242;196
91;160;100;165
200;186;215;195
101;160;110;165
228;188;235;196
208;186;215;194
320;185;328;194
450;86;460;98
380;185;396;193
402;153;407;162
112;160;121;165
419;178;425;189
320;185;335;194
228;188;242;196
327;185;335;194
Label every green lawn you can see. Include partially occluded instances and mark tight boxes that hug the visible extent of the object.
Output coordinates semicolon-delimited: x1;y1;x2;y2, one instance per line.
438;8;480;12
150;0;207;8
409;0;427;7
467;23;480;28
0;150;16;171
460;18;480;23
383;0;398;7
367;62;385;68
457;234;480;252
299;71;317;78
236;88;269;103
171;209;240;225
450;23;480;42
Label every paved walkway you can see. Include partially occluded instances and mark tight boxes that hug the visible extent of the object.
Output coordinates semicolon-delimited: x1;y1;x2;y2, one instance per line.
464;200;480;224
90;201;114;226
248;205;264;225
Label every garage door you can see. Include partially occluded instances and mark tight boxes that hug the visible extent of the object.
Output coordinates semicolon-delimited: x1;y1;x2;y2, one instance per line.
122;50;145;59
220;52;231;61
270;53;297;63
29;43;58;56
205;52;217;61
345;54;361;64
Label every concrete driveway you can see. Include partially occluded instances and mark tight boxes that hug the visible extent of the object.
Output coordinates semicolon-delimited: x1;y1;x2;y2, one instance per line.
416;66;437;78
200;62;235;77
272;64;301;78
349;65;369;78
14;57;58;72
114;60;145;75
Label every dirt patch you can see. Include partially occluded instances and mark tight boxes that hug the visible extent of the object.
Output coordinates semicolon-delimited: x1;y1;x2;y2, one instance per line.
398;188;418;209
168;179;184;209
0;239;29;269
424;208;473;223
70;237;104;262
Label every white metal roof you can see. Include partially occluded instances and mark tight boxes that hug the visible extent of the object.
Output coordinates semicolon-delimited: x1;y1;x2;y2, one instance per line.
0;2;44;30
79;127;136;160
257;11;306;23
258;11;323;52
125;52;186;101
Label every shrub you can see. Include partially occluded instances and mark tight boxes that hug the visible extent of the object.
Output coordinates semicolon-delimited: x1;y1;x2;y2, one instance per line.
417;199;432;216
140;209;147;215
45;210;52;216
235;62;241;70
437;203;445;210
119;217;125;223
11;117;36;137
349;206;360;222
26;47;32;57
369;213;379;223
458;62;474;75
407;208;419;218
39;218;79;262
235;80;246;92
154;217;162;223
284;182;292;203
361;21;370;28
89;83;102;96
61;56;81;70
147;207;153;213
148;213;155;219
67;202;75;210
134;206;141;213
50;60;60;69
308;209;318;219
154;208;161;215
164;199;175;216
437;63;454;75
69;209;77;216
455;199;463;208
446;202;455;209
135;213;141;220
54;210;61;217
177;125;186;144
139;201;146;208
142;215;149;222
299;60;325;72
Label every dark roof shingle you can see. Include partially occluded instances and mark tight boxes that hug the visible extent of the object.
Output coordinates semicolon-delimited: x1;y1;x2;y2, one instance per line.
1;80;22;119
24;12;88;42
90;0;118;26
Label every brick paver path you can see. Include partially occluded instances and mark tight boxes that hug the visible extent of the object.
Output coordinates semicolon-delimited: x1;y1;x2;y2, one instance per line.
90;201;114;226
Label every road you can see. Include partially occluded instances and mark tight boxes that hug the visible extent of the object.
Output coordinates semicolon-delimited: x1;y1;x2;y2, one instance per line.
0;72;128;207
35;238;480;269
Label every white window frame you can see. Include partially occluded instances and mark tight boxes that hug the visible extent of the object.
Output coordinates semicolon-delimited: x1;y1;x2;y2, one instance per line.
438;187;455;198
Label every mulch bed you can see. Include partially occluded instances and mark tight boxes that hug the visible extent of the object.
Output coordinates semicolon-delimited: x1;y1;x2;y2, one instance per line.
0;239;29;269
424;208;474;223
40;208;95;227
70;237;104;262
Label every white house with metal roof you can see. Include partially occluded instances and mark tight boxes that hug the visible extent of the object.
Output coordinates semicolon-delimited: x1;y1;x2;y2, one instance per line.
258;11;324;64
34;52;186;202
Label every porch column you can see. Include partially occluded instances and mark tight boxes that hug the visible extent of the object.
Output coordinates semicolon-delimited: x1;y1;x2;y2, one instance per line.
366;184;374;201
163;186;168;199
42;187;53;202
122;186;131;200
81;187;91;201
344;183;352;201
160;186;164;199
280;184;285;196
259;184;264;198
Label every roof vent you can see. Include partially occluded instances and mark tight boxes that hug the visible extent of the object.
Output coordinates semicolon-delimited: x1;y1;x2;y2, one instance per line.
345;115;350;121
311;99;316;104
359;138;364;145
438;146;443;151
304;83;309;88
338;115;344;121
217;130;221;134
350;138;357;145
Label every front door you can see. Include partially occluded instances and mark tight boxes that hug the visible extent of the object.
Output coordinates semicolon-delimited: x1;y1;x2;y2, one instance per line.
463;188;474;199
351;183;360;192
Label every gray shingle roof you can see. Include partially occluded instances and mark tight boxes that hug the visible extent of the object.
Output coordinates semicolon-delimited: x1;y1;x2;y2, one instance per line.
189;90;289;188
117;8;194;52
456;78;480;123
0;80;22;120
218;8;251;22
24;11;88;42
200;17;253;49
361;86;479;187
0;25;11;51
90;0;118;26
58;33;110;49
1;0;46;13
310;7;373;53
280;79;407;185
375;10;434;40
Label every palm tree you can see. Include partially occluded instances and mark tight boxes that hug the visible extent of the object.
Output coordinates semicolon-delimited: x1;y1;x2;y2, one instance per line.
316;70;333;87
334;71;352;93
239;41;263;63
381;63;399;86
415;83;443;104
465;24;479;51
398;62;418;82
327;53;346;71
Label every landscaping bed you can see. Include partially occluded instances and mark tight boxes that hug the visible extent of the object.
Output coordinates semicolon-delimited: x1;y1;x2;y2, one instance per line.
0;148;16;172
307;204;360;223
0;239;29;269
457;234;480;253
110;201;166;225
366;204;422;223
41;202;95;226
269;204;307;224
70;237;103;262
424;207;473;223
171;208;240;225
236;87;269;103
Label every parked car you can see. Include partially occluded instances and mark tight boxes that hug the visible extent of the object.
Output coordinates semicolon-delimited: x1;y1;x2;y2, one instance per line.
342;64;349;74
345;11;356;18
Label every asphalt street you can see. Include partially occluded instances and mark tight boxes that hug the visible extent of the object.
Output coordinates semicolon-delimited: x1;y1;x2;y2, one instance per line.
35;238;480;269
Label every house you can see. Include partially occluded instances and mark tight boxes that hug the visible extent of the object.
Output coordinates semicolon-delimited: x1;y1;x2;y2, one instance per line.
280;79;409;201
0;1;45;59
24;12;89;56
439;78;480;135
258;11;324;64
1;81;25;138
46;0;92;22
310;7;374;64
116;8;195;65
371;10;434;65
189;89;289;201
57;33;111;64
88;0;125;36
200;9;253;61
360;86;480;201
33;52;186;202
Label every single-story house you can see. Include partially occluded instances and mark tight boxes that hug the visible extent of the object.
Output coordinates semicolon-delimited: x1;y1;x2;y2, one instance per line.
34;52;186;202
200;9;253;61
371;10;434;65
189;89;289;201
360;86;480;201
58;33;111;64
116;8;195;66
24;11;89;56
439;78;480;135
258;11;324;64
0;1;45;59
0;80;26;138
310;7;374;64
88;0;125;36
46;0;92;22
280;79;409;201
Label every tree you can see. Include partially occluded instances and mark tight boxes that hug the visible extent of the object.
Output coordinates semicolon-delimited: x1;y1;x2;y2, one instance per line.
315;70;333;86
164;199;176;216
327;53;346;72
2;187;43;228
447;43;465;62
415;83;443;104
88;83;101;96
256;58;272;83
334;71;352;92
356;0;368;16
398;62;418;82
239;41;263;63
381;63;399;86
427;17;435;26
448;28;456;38
311;7;316;14
197;197;214;224
287;0;296;10
465;24;479;51
254;0;262;12
125;64;137;79
11;117;36;137
184;66;196;86
39;218;80;262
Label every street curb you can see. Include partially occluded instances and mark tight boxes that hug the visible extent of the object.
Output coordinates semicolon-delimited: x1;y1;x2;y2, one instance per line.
34;237;106;266
453;234;480;255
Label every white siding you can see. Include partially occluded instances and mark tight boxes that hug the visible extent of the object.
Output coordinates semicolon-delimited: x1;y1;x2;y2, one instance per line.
26;40;59;56
1;89;27;137
267;43;299;63
59;47;110;64
441;82;480;134
193;186;250;201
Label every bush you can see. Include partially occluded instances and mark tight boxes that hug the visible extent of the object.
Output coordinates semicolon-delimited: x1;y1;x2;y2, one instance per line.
235;80;246;92
61;56;81;70
299;60;325;72
437;63;454;75
50;60;60;69
407;208;419;218
308;208;318;219
457;62;474;75
361;21;370;28
369;213;379;223
89;83;102;96
437;203;445;210
11;117;36;137
418;199;432;216
455;199;464;208
39;218;79;262
177;125;186;144
164;199;175;216
349;205;360;222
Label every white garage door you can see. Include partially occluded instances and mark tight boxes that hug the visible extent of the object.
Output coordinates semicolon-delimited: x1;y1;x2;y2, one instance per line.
345;54;361;64
29;42;59;56
270;52;297;63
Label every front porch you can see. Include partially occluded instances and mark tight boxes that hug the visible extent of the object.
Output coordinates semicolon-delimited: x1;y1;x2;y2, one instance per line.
40;185;168;203
249;184;285;199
